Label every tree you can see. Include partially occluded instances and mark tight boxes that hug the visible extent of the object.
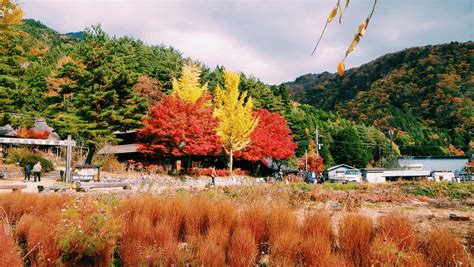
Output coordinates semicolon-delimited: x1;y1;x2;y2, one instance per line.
138;96;221;158
133;75;164;107
214;71;258;172
330;126;370;168
46;25;148;164
0;0;23;30
237;109;296;162
171;63;209;104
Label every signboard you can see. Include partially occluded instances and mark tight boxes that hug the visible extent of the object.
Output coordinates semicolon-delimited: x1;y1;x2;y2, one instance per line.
0;137;76;147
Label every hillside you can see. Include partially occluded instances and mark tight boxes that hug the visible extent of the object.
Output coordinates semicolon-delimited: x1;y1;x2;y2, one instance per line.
1;19;468;169
286;42;473;156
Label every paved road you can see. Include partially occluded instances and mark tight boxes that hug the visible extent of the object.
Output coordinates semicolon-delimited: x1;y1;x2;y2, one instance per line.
0;170;60;193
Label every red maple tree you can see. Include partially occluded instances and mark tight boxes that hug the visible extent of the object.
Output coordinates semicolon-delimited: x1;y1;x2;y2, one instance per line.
237;109;297;162
138;95;222;157
297;153;324;174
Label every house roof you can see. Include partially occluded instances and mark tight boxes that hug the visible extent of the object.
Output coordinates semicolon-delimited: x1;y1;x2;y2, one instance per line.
97;144;138;154
327;164;356;171
382;170;431;177
361;168;385;173
398;156;469;160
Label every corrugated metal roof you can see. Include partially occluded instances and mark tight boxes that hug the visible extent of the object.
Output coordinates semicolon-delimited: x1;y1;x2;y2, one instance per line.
97;144;138;154
382;170;430;177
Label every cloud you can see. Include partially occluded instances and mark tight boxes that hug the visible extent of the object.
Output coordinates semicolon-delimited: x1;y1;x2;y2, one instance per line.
22;0;473;84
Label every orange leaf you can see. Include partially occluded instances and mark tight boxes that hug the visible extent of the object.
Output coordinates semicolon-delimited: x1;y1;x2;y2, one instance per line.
327;7;337;23
337;60;345;76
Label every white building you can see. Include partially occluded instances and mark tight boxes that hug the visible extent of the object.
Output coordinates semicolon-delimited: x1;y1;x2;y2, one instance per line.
362;168;385;183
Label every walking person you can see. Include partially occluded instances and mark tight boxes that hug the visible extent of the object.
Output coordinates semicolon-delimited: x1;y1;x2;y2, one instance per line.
32;161;42;182
24;164;31;181
210;166;217;187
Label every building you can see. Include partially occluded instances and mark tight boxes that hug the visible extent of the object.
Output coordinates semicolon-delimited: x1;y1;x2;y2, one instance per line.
382;169;431;181
361;168;385;183
398;156;469;176
97;130;141;162
327;164;357;180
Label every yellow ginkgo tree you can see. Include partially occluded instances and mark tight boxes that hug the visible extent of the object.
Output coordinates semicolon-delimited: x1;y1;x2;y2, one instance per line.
0;0;23;30
214;71;258;172
171;62;209;103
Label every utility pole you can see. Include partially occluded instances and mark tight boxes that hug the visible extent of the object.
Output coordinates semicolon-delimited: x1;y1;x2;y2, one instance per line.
65;135;72;182
305;149;308;172
315;126;319;158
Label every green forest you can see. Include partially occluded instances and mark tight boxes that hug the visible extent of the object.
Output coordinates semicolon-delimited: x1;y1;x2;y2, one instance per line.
286;42;473;157
1;19;472;169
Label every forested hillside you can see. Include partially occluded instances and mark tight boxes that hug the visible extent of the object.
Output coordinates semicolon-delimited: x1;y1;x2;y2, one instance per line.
2;19;467;169
286;42;473;156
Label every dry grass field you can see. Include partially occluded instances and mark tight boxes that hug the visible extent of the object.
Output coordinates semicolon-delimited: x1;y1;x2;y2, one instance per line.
0;181;472;266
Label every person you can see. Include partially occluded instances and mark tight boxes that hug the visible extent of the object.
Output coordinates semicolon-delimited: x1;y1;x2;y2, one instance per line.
32;161;42;182
210;166;217;186
24;164;31;181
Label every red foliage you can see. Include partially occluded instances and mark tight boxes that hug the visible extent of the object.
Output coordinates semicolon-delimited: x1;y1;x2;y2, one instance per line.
138;96;222;157
237;109;297;162
16;128;50;139
190;168;248;176
297;153;324;174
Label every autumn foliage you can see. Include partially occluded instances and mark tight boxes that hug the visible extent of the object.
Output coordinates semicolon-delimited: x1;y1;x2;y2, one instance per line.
16;128;50;139
138;95;221;157
237;109;297;162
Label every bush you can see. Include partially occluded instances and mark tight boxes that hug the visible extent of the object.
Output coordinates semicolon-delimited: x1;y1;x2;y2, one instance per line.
423;228;468;266
92;154;125;173
0;222;22;266
228;227;258;267
377;212;418;251
339;213;374;266
7;148;54;172
300;212;334;266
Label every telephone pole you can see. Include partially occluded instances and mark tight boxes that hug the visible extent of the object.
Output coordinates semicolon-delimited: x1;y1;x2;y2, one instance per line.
315;126;319;158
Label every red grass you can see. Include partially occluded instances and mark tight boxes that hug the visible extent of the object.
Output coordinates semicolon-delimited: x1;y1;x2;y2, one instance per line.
238;202;268;245
300;212;334;266
377;212;419;251
267;205;300;265
0;222;22;266
369;236;427;267
338;213;374;266
423;228;469;266
228;227;258;266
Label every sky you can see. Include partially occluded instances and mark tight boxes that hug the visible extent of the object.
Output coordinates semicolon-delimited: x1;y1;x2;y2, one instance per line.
22;0;473;85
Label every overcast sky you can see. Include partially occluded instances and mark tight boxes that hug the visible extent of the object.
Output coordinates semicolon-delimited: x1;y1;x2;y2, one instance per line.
23;0;473;84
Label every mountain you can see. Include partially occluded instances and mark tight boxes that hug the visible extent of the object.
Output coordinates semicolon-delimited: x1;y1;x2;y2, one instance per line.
65;31;84;39
1;19;470;169
285;42;473;156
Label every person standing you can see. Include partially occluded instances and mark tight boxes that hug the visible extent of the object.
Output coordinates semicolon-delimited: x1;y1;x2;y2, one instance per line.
210;166;217;186
24;164;31;181
32;161;42;182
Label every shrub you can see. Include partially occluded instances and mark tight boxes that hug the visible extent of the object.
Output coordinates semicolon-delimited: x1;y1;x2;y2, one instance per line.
7;148;54;172
92;154;125;173
300;212;334;266
377;212;418;251
267;205;300;265
369;236;427;266
16;211;61;266
55;199;122;266
0;222;22;266
423;228;468;266
228;227;258;267
338;213;374;266
239;202;268;245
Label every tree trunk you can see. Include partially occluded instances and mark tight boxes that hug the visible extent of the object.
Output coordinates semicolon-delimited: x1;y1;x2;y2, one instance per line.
229;147;233;173
85;144;96;165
